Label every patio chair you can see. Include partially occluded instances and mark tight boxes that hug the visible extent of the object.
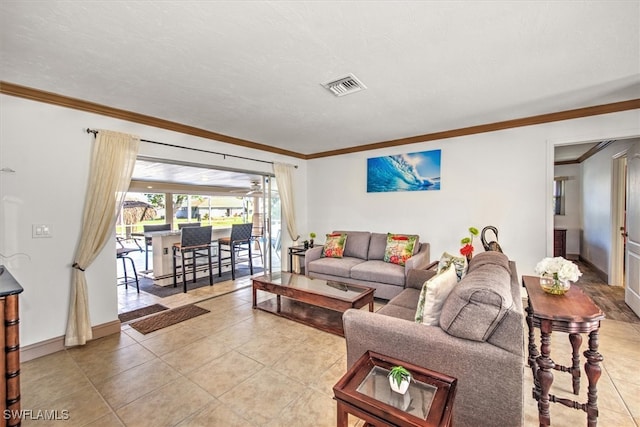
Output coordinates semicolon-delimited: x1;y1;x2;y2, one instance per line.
116;237;142;293
172;225;213;293
251;213;265;263
271;229;281;259
178;222;201;230
218;223;253;280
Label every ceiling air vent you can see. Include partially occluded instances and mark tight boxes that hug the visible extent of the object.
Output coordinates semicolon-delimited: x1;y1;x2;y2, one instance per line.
322;73;367;97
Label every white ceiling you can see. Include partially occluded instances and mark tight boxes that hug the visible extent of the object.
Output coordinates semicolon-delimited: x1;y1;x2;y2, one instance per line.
1;1;638;158
130;158;266;194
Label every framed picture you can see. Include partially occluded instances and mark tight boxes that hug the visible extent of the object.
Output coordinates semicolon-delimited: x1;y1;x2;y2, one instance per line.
367;149;441;193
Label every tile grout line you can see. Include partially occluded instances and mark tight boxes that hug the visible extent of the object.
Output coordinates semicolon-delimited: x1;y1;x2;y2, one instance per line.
64;347;127;427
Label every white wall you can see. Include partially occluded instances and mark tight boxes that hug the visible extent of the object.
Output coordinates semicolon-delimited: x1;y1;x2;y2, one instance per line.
0;94;307;347
581;138;639;278
307;110;640;280
553;163;582;256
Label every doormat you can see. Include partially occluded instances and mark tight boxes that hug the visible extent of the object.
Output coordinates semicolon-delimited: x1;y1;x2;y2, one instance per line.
137;267;263;298
118;304;169;323
129;304;210;335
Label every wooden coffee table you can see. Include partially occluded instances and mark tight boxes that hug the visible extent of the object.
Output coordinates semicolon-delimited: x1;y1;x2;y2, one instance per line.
333;351;457;427
252;272;374;336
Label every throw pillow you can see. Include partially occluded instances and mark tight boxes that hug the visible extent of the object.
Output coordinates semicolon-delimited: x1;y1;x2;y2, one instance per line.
438;251;468;281
383;233;418;266
322;233;347;258
414;263;458;326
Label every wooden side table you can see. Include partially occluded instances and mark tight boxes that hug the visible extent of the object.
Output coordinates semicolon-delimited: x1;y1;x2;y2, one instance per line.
522;275;605;427
333;351;457;427
288;245;308;273
288;243;323;273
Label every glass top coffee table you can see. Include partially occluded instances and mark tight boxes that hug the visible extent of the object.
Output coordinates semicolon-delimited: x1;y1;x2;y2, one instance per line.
334;351;457;426
252;272;374;336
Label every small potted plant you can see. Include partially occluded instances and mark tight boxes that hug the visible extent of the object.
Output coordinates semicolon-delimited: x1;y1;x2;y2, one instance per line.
388;365;412;394
309;232;316;247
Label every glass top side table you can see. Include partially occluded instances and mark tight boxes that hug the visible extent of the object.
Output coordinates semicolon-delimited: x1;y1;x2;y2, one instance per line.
333;351;457;427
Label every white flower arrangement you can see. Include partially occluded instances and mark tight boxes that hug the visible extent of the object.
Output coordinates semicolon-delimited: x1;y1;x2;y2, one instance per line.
534;257;582;282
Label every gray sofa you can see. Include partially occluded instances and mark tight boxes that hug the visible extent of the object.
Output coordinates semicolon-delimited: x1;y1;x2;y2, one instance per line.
304;231;431;300
343;251;524;427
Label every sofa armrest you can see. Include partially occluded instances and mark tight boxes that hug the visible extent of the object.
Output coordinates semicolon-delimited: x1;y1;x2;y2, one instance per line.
404;242;430;277
345;309;458;368
406;264;438;289
304;246;323;273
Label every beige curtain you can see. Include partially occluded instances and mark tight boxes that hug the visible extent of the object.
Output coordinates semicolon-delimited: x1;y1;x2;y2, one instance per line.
65;130;140;346
273;163;300;272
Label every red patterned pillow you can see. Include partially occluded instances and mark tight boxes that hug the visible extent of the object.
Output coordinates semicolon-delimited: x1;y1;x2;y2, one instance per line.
383;233;418;266
322;233;347;258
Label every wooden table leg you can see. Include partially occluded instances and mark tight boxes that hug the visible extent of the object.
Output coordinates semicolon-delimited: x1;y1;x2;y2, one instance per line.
289;250;293;273
252;285;257;308
569;333;582;395
277;295;281;313
536;320;555;427
526;304;541;400
369;300;374;312
336;401;349;427
584;329;603;427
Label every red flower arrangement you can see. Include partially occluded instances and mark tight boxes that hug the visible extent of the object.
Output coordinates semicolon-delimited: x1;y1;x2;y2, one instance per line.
460;243;474;257
460;227;479;260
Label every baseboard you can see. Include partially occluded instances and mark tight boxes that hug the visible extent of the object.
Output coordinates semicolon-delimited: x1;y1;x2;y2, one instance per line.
21;336;66;362
21;319;122;362
91;320;122;340
578;256;608;283
566;253;580;261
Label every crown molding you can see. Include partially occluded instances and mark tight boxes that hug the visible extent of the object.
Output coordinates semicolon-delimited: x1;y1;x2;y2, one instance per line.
2;81;638;160
306;99;640;159
0;81;306;160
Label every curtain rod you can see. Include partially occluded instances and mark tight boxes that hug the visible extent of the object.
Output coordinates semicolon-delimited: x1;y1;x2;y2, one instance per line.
85;128;297;168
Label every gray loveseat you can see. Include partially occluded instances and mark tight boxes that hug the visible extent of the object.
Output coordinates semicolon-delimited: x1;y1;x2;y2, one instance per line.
305;231;430;300
342;251;524;427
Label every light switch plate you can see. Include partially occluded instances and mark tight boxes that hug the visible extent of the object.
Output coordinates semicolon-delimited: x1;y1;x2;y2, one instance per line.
32;224;53;238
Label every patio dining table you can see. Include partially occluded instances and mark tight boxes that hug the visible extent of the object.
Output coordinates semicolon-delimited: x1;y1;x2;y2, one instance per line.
137;228;231;285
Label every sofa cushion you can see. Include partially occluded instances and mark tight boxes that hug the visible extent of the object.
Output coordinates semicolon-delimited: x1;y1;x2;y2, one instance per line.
437;252;468;280
383;233;418;266
387;288;422;310
308;256;365;277
350;260;405;287
376;303;416;322
368;233;388;260
334;231;371;259
439;252;513;342
414;263;458;325
322;232;347;258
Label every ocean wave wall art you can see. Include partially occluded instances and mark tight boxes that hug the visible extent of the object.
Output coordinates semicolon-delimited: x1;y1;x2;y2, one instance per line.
367;149;441;193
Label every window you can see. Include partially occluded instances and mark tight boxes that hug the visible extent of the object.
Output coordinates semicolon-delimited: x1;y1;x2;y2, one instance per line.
553;178;565;215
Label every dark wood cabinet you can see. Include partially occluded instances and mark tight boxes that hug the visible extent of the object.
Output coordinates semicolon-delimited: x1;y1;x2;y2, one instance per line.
554;228;567;258
1;267;23;427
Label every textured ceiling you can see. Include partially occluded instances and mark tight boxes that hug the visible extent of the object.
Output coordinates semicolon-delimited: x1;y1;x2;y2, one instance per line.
1;1;639;156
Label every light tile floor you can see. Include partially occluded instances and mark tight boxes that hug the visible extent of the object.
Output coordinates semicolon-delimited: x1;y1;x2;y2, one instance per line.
21;276;640;426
